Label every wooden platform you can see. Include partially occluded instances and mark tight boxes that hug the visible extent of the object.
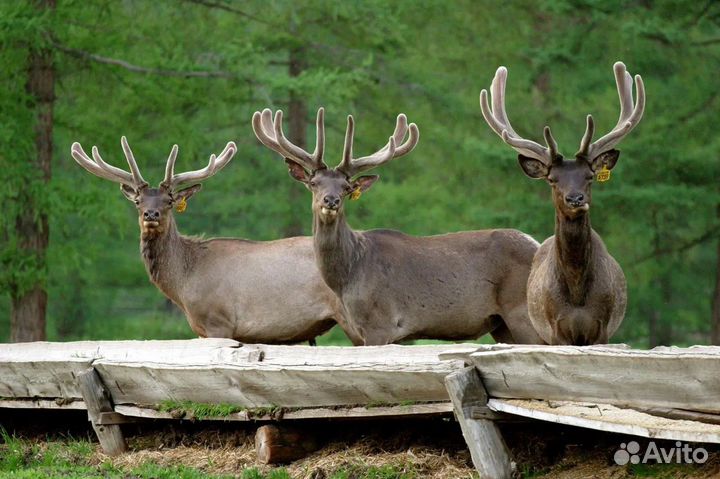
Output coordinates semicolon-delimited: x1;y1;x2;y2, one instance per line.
3;340;720;478
0;339;467;415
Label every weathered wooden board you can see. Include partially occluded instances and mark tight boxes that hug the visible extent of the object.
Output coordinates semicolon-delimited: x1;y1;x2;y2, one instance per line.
470;345;720;413
115;402;453;421
94;344;468;408
488;399;720;444
0;339;239;400
0;399;86;410
438;343;631;362
445;367;513;479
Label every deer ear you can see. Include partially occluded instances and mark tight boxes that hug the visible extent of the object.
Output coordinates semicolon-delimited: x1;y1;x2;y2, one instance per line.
175;184;202;202
590;149;620;172
352;175;379;193
285;159;310;183
518;155;549;179
120;184;138;201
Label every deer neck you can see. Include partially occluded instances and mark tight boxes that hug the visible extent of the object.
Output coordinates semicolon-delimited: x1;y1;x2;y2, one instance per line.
554;210;593;305
312;210;364;294
140;214;193;302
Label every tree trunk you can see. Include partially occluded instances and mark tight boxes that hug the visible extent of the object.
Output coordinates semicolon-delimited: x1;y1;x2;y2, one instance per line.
11;0;55;342
283;45;307;238
711;205;720;345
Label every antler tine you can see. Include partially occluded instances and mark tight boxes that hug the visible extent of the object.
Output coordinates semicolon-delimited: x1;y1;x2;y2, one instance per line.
70;142;137;187
480;66;553;164
162;144;179;187
337;113;417;177
120;136;148;187
168;141;237;189
576;115;595;157
252;108;326;172
340;114;355;173
586;62;646;158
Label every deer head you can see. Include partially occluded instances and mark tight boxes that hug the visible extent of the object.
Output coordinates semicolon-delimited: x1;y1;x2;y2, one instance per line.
252;108;419;224
71;137;236;235
480;62;645;219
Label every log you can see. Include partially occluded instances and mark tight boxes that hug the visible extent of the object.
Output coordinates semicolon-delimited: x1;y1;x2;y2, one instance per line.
255;425;319;464
77;368;126;456
470;345;720;413
93;344;467;408
0;339;240;400
445;367;513;479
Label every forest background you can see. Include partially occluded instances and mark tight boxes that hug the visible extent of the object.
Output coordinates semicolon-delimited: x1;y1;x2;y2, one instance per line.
1;0;719;347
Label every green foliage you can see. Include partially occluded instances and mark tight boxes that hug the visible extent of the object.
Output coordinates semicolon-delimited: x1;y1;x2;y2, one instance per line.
1;0;719;346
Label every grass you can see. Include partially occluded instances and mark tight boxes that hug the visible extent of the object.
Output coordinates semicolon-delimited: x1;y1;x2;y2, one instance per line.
157;401;283;420
0;429;237;479
0;430;429;479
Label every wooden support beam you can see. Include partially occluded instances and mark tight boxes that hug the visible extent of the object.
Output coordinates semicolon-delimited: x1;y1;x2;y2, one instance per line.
445;367;513;479
255;424;319;464
77;368;127;456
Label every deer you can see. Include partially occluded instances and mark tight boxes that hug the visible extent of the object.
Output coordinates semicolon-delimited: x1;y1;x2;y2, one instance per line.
70;136;361;345
480;61;645;345
252;107;545;346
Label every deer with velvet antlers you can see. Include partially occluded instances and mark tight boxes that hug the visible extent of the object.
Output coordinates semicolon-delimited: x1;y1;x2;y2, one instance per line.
253;108;544;345
71;137;358;345
480;61;645;345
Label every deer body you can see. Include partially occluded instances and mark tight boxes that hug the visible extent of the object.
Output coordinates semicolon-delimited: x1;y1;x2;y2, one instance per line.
72;139;355;345
315;217;541;345
140;214;342;342
253;108;544;346
480;62;644;345
527;214;626;345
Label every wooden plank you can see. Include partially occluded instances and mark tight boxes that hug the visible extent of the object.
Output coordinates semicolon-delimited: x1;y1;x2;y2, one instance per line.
438;343;630;362
633;407;720;426
445;367;513;479
488;399;720;444
93;345;466;408
470;345;720;413
77;368;127;456
0;339;241;400
114;402;453;422
0;398;86;410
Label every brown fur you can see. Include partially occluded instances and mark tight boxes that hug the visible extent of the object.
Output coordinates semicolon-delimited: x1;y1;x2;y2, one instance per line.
294;168;544;346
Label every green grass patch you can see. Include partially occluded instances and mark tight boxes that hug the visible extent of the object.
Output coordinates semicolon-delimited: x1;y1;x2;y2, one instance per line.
158;400;245;419
158;400;283;420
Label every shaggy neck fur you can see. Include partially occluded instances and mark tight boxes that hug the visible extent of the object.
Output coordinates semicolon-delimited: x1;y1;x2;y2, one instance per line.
140;214;197;303
554;210;593;305
312;209;365;294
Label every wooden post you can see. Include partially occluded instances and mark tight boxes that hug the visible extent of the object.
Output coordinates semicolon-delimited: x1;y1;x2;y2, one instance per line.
255;424;318;464
77;368;127;456
445;366;513;479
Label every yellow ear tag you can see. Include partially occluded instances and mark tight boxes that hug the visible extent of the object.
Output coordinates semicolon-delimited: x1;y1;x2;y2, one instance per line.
596;165;611;182
175;197;187;213
350;188;362;201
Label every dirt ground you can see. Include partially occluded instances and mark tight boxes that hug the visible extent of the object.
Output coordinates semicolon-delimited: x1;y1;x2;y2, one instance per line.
3;409;720;478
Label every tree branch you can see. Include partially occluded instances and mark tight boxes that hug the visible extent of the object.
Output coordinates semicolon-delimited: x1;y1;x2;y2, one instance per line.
631;225;720;266
52;41;237;79
179;0;273;26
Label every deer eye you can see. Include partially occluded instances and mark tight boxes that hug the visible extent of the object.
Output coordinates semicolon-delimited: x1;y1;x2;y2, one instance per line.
309;180;316;187
134;199;140;205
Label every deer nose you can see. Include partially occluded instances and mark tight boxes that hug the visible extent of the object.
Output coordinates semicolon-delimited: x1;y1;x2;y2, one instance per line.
565;193;585;206
323;195;340;209
143;210;160;221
